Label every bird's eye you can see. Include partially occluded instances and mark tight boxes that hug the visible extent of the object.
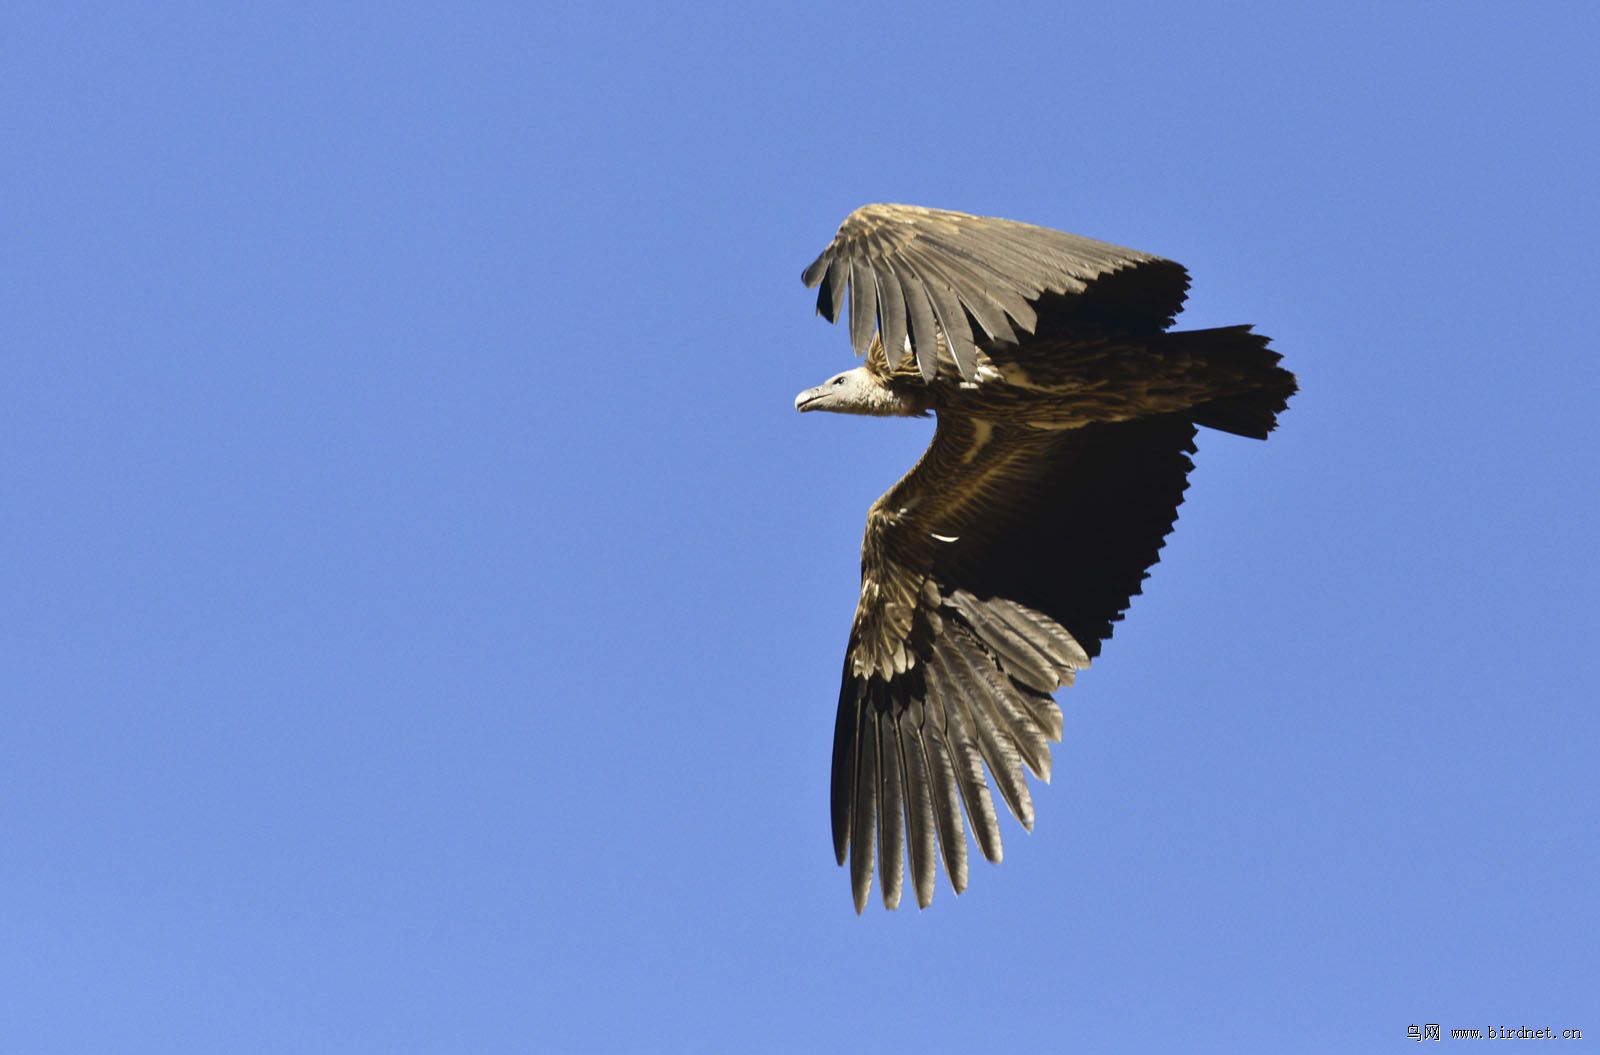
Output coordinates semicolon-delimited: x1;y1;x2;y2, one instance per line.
832;377;845;386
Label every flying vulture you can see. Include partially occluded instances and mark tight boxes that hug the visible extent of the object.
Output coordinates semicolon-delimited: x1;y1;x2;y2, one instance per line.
795;204;1296;912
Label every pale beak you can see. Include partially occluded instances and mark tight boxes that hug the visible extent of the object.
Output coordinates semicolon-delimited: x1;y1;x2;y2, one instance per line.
795;386;824;412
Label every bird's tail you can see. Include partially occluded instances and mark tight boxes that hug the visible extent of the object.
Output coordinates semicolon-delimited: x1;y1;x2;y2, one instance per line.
1156;325;1297;440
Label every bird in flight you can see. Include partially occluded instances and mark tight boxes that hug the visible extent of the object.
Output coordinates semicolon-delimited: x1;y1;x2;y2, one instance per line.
795;204;1296;912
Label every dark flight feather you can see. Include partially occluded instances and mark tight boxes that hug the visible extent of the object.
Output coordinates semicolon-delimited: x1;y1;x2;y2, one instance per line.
849;701;877;914
896;709;939;908
876;716;906;908
875;262;910;370
902;284;942;382
848;261;878;358
920;701;969;892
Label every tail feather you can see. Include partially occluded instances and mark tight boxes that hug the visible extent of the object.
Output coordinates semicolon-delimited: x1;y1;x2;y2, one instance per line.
1157;325;1297;440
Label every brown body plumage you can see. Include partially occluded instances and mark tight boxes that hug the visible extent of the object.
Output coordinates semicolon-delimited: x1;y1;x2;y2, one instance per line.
796;204;1296;911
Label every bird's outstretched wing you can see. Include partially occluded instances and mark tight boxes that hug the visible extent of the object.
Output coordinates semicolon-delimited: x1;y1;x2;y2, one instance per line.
801;204;1190;382
833;413;1198;911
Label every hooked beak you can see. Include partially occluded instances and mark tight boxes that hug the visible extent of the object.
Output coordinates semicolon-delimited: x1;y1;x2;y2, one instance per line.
794;386;825;412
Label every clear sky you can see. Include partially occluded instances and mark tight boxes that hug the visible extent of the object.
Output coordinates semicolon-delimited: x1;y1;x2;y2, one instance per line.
3;3;1596;1052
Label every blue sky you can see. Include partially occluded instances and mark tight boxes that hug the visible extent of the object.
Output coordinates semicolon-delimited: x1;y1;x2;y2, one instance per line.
3;2;1596;1051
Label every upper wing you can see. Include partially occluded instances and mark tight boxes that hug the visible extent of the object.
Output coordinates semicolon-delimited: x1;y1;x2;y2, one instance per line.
801;204;1190;382
832;413;1199;911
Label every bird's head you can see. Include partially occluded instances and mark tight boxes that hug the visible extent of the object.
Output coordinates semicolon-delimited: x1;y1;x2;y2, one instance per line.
795;366;920;417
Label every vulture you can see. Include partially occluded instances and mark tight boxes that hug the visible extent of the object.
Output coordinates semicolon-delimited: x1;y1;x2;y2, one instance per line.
795;204;1296;912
